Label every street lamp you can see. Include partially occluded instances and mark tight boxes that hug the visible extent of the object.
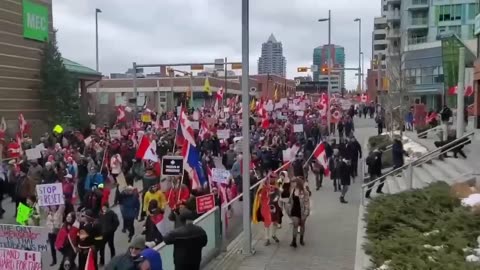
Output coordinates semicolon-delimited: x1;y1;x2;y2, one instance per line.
354;18;362;93
95;8;101;115
318;10;332;134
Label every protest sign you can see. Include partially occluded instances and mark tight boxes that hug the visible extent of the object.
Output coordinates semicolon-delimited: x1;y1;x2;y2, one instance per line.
196;193;215;214
0;224;48;252
192;111;199;120
191;121;199;130
288;104;296;111
282;149;291;163
296;111;305;117
36;183;64;207
217;129;230;139
162;120;170;128
15;204;31;226
141;113;152;123
293;124;304;133
109;129;121;139
84;136;93;146
161;156;183;176
212;168;230;184
0;247;41;270
25;148;41;161
265;103;274;112
34;143;45;152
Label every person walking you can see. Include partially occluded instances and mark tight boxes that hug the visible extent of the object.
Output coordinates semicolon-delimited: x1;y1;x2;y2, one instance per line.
346;137;362;178
55;212;79;264
163;209;208;270
365;149;383;199
287;177;310;248
45;204;65;267
140;167;159;221
392;137;408;169
329;149;341;192
98;203;120;266
338;158;352;204
105;236;146;270
118;185;140;242
310;159;324;190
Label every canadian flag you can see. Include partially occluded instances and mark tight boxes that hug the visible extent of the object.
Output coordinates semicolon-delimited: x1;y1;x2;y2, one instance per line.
116;106;126;122
448;85;474;97
318;93;329;117
18;113;27;135
24;251;37;262
85;248;96;270
360;93;368;103
0;117;6;140
150;213;169;236
135;136;158;162
198;120;210;140
312;142;330;176
214;87;224;116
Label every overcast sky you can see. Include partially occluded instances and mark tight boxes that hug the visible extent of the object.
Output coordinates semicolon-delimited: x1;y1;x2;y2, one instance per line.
52;0;379;90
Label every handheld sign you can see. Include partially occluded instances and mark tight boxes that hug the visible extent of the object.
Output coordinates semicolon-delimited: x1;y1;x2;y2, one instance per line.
15;203;32;225
141;113;152;123
212;168;230;184
36;183;64;207
0;248;41;270
0;224;48;252
293;124;304;133
161;156;184;176
109;129;121;139
196;193;215;214
217;129;230;139
25;148;41;161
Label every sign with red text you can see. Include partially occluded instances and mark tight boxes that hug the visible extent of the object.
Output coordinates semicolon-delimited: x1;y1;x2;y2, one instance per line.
0;248;41;270
0;224;48;252
36;183;64;206
196;194;215;214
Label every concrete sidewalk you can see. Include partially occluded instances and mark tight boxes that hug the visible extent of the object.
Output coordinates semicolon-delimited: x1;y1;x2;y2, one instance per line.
204;120;377;270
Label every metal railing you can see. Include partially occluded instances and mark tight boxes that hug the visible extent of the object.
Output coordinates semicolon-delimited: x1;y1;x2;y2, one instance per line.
361;131;474;205
416;125;443;139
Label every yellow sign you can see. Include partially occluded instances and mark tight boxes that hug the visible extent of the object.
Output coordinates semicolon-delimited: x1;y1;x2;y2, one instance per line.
16;203;32;225
231;63;242;70
53;124;63;134
141;113;152;122
203;77;212;95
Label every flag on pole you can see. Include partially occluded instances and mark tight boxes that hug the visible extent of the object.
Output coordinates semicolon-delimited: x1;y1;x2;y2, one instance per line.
116;106;126;123
274;86;279;102
135;136;158;162
312;142;330;176
203;77;212;96
0;117;6;141
18;113;27;136
85;248;96;270
249;98;256;111
214;87;224;116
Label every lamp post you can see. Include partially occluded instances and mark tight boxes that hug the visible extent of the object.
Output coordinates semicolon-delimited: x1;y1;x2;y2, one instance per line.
354;18;361;93
241;0;252;255
319;10;332;134
95;8;101;115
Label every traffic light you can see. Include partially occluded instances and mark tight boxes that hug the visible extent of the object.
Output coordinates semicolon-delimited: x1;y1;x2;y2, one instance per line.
297;67;308;72
320;65;328;74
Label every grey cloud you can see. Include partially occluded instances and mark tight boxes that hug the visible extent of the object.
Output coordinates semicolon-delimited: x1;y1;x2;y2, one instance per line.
53;0;378;89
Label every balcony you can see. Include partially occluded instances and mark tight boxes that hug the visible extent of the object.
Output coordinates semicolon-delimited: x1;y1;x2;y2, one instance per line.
408;36;427;45
408;17;428;29
386;9;401;21
387;28;401;39
408;0;429;10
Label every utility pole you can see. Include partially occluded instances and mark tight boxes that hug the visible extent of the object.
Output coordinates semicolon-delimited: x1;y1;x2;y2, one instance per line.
95;8;101;115
133;62;138;116
457;47;465;138
241;0;252;255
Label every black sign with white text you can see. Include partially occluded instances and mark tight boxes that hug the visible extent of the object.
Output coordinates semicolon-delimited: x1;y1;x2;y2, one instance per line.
161;156;183;176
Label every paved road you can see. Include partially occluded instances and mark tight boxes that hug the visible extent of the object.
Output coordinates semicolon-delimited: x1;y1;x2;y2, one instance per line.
216;117;377;270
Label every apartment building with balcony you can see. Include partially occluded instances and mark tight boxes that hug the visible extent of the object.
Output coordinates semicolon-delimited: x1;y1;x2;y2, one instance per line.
368;0;478;110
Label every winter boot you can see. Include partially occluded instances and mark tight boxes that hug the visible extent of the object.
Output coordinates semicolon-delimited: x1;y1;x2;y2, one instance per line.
290;237;297;248
299;235;305;246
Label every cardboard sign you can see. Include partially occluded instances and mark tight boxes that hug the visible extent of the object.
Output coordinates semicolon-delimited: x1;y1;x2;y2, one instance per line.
25;148;41;161
109;129;121;139
212;168;230;184
161;156;184;176
162;120;170;128
217;129;230;139
15;203;31;225
196;193;215;214
36;183;64;207
191;121;199;130
293;124;304;133
141;113;152;123
0;248;41;270
0;224;48;252
282;149;291;163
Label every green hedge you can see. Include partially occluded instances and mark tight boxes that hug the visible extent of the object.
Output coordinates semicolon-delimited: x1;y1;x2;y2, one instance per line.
364;182;480;270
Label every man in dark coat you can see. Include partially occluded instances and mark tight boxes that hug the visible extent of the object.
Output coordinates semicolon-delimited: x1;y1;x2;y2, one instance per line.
118;185;140;242
346;137;362;178
105;236;146;270
365;149;383;198
164;209;208;270
338;158;351;204
392;138;407;169
98;203;120;266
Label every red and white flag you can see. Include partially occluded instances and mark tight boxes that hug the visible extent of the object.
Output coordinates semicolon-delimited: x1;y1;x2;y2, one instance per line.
85;248;96;270
18;113;27;136
116;106;126;123
360;93;369;103
198;120;210;140
135;136;158;162
214;87;224;116
0;117;6;140
449;85;474;96
150;213;169;236
312;142;330;176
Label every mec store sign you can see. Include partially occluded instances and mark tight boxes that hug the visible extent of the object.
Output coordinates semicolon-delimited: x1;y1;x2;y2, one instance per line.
23;0;49;42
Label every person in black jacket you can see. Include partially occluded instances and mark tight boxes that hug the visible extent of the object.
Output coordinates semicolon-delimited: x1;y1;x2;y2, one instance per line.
338;158;352;204
98;203;120;266
164;209;207;270
365;150;383;199
346;137;362;178
144;200;164;246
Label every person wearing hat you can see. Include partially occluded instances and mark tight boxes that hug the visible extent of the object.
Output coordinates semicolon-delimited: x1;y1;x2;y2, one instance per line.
78;209;100;270
118;185;140;242
42;161;57;184
140;167;160;221
163;209;207;270
105;235;146;270
98;202;120;266
143;184;166;216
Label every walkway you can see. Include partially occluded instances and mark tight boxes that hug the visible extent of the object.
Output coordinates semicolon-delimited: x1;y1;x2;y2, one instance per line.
205;118;377;270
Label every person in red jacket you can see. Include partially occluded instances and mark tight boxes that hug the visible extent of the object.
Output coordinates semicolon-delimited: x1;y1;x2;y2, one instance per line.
98;183;110;207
